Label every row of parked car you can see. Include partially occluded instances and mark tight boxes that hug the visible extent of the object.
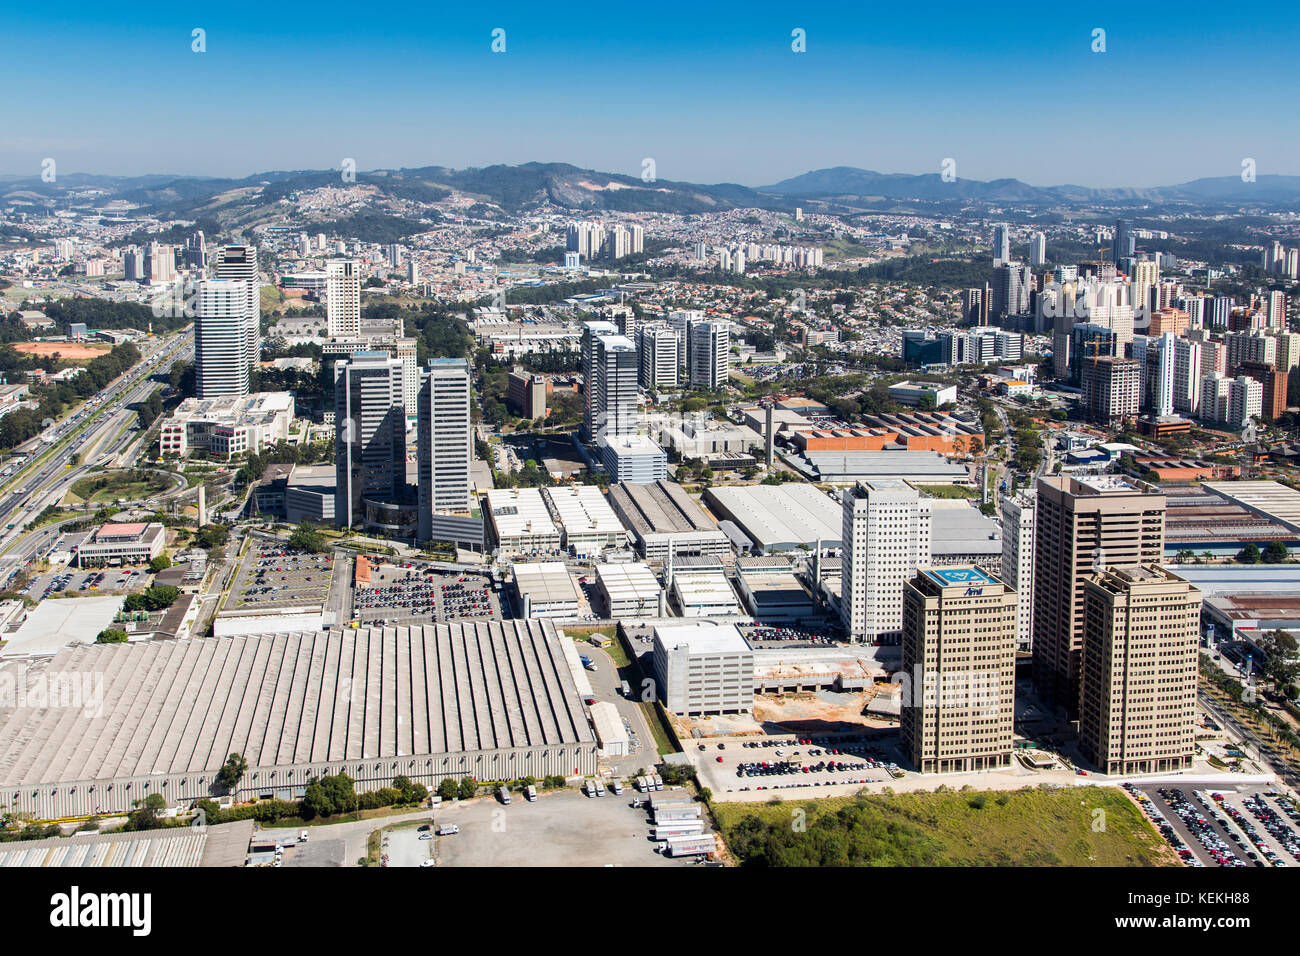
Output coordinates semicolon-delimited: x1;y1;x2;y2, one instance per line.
1159;787;1248;867
1237;792;1300;863
1126;784;1203;867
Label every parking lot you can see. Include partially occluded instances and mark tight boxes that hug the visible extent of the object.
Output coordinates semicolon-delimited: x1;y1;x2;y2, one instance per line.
353;564;501;625
739;623;839;649
22;566;144;599
428;789;689;866
695;732;904;799
1129;783;1297;868
231;546;334;610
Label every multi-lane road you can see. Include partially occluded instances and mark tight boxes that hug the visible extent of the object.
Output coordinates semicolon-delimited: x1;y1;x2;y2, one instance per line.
0;329;192;578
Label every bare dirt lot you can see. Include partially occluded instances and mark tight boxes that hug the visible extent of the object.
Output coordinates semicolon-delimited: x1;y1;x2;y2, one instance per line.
12;342;113;361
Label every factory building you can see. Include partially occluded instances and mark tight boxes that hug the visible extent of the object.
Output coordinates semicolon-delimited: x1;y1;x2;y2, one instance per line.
0;622;597;819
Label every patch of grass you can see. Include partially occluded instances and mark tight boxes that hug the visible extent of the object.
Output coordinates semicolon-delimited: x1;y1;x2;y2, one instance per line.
715;787;1175;867
917;484;978;499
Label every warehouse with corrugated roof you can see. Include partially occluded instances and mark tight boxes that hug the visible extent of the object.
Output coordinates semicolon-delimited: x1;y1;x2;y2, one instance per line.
0;620;597;819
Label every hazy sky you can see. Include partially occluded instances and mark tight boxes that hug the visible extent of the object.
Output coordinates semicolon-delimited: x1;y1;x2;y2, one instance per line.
5;0;1297;188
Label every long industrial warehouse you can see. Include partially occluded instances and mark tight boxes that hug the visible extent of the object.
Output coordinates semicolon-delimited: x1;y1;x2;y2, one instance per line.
0;620;597;818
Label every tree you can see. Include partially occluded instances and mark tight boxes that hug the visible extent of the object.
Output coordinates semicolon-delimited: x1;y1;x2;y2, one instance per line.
148;554;172;573
457;777;477;800
1237;543;1262;564
125;793;167;831
1264;540;1289;564
301;772;358;819
437;778;459;801
288;521;328;554
95;628;129;644
217;752;248;793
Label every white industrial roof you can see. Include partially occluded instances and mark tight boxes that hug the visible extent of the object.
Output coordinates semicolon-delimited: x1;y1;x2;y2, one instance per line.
485;487;558;538
1;596;126;658
595;562;662;601
543;485;627;536
654;622;750;655
706;484;841;549
513;562;580;605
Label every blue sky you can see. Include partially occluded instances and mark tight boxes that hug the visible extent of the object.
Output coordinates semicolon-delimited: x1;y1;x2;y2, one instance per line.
4;0;1297;187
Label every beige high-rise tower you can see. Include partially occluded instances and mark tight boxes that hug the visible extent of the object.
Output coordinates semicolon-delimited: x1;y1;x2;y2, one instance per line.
1032;475;1165;717
901;567;1017;774
1080;565;1200;775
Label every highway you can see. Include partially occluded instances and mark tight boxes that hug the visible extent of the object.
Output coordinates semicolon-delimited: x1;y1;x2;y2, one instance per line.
0;329;193;577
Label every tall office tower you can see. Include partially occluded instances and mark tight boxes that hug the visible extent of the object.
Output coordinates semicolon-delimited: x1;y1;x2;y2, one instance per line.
667;309;703;368
629;224;645;254
1029;231;1047;267
1147;307;1189;336
961;287;988;325
1179;295;1206;330
636;324;679;389
407;259;420;286
605;305;636;338
183;230;207;269
991;224;1011;265
693;242;707;261
689;321;729;389
1000;492;1036;651
732;248;746;274
901;567;1017;773
1111;218;1134;264
582;323;638;441
385;244;402;267
1208;295;1233;330
1079;565;1200;775
1264;241;1286;273
194;279;254;399
326;259;361;338
991;262;1031;318
334;352;406;529
417;359;472;542
213;244;261;375
1172;337;1203;416
1287;248;1300;280
1031;475;1166;717
840;480;931;644
1081;355;1140;425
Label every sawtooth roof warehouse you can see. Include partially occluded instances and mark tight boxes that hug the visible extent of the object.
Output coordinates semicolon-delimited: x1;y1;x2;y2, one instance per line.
0;621;596;819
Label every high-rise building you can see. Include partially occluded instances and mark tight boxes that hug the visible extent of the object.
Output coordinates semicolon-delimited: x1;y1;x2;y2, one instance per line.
840;480;931;644
213;244;260;376
326;259;361;338
417;359;473;541
194;279;254;399
582;322;638;441
901;567;1017;773
1032;475;1166;716
991;224;1011;265
636;323;679;389
689;321;729;389
145;242;176;283
991;262;1031;318
1112;218;1134;264
1000;492;1035;651
334;352;406;529
1079;565;1200;775
1081;355;1140;425
1238;361;1287;422
1225;330;1276;373
1172;337;1203;416
1227;374;1263;428
1029;231;1047;267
